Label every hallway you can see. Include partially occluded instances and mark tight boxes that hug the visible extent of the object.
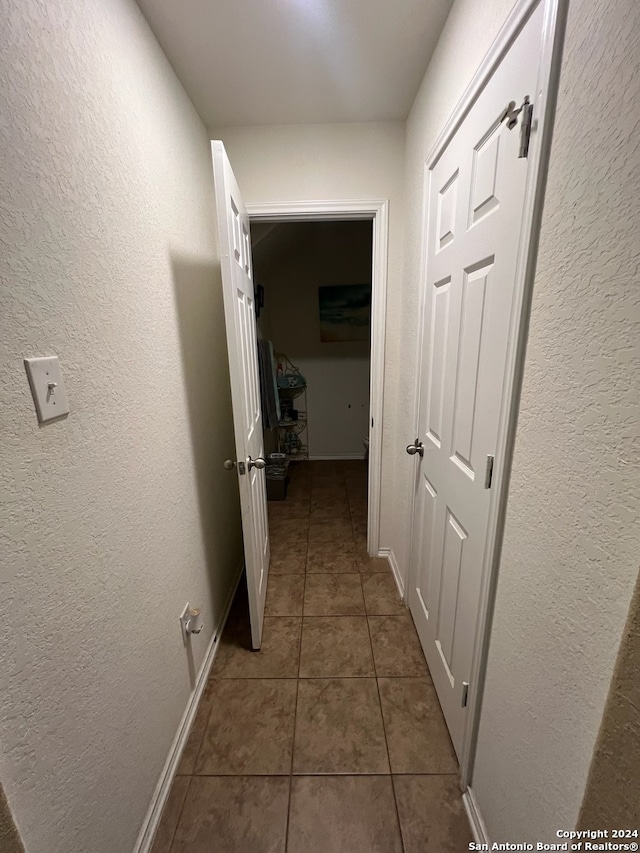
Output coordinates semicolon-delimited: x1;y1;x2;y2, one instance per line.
151;461;472;852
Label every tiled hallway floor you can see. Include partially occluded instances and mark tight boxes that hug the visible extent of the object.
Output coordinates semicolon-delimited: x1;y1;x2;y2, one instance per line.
151;461;473;853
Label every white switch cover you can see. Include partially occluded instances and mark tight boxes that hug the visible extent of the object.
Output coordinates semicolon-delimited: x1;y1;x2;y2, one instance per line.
24;356;69;423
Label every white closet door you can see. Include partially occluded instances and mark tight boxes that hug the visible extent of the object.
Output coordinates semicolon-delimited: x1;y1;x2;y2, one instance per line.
408;3;544;758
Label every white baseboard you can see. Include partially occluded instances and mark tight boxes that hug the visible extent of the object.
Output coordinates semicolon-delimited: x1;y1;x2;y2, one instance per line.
377;547;405;600
463;787;490;846
308;454;366;461
133;564;244;853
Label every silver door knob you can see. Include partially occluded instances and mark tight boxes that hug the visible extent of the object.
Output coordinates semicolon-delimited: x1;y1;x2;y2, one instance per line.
223;459;236;470
247;456;266;470
406;439;424;457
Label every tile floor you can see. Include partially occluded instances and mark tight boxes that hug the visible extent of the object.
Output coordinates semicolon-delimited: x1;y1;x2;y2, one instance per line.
151;460;473;853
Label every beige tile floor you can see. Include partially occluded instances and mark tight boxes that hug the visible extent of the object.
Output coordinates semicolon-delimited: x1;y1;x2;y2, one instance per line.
151;461;473;853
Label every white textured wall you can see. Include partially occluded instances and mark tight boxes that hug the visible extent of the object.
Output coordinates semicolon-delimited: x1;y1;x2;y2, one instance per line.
472;0;640;839
255;222;372;459
401;0;640;841
209;123;405;545
0;2;242;852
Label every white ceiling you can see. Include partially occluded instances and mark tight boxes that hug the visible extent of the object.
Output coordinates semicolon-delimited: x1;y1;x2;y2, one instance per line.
136;0;453;127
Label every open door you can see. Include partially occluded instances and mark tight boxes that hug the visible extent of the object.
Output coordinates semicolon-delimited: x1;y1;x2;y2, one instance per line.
212;140;269;650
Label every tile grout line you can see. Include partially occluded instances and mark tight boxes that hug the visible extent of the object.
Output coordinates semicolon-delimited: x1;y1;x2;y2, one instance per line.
365;600;407;853
283;522;308;853
166;652;217;850
206;673;434;681
186;771;460;778
165;774;192;853
274;467;376;850
188;686;215;777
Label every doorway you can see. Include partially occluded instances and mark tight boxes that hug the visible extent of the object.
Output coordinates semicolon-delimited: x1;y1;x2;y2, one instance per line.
251;219;374;598
248;200;389;558
254;220;371;446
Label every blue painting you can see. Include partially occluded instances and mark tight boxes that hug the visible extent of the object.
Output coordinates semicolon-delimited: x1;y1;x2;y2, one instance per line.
318;284;372;343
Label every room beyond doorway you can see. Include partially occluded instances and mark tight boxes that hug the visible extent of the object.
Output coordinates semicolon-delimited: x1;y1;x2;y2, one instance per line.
252;219;373;462
247;199;389;558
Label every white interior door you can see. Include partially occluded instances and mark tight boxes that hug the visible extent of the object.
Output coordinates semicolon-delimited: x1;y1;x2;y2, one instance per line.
408;4;544;758
212;140;269;650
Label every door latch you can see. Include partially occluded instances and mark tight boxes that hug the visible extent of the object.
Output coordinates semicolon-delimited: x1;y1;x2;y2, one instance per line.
500;95;534;158
462;681;470;708
484;455;495;489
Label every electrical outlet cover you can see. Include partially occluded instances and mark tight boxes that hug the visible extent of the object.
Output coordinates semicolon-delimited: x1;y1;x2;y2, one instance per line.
179;602;191;643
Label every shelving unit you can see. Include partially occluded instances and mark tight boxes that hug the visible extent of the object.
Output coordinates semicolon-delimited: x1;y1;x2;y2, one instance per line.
275;353;308;461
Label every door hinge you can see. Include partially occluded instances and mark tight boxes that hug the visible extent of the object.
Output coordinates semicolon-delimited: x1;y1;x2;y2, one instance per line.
484;455;495;489
500;95;534;158
462;681;470;708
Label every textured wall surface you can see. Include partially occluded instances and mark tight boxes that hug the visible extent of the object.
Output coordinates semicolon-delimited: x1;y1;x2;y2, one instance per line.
254;221;372;459
578;575;640;828
210;122;406;548
0;784;24;853
0;1;242;851
472;0;640;840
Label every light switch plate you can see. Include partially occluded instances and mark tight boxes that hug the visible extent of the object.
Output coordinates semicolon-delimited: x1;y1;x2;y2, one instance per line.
24;356;69;423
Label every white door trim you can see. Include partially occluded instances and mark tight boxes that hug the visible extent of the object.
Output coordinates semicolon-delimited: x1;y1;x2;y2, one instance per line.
462;787;491;846
406;0;568;787
247;199;389;557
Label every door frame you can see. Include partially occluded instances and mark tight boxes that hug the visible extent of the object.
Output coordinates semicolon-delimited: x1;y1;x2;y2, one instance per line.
246;199;389;557
406;0;568;790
